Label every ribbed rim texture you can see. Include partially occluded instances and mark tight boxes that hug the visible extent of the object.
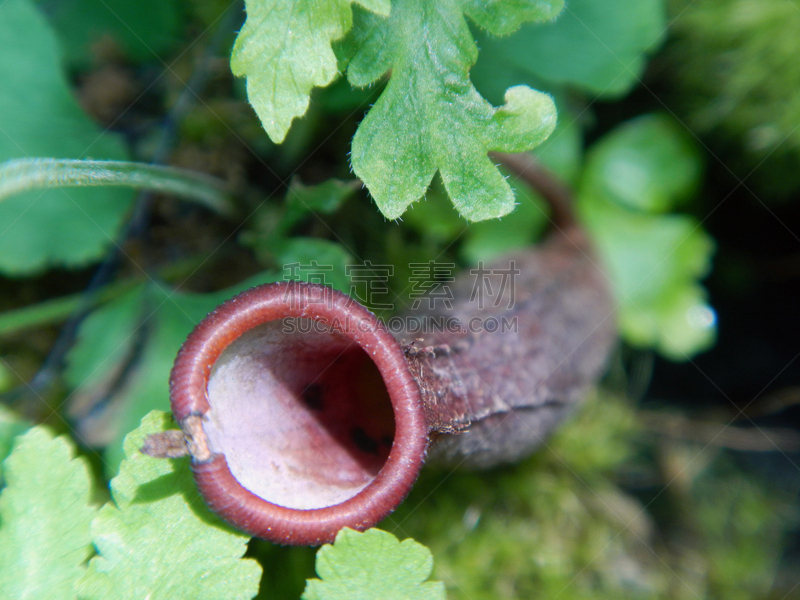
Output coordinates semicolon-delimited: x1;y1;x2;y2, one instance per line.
168;282;429;545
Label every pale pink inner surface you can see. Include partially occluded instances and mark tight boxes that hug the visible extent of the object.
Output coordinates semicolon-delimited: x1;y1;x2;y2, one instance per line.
204;318;395;510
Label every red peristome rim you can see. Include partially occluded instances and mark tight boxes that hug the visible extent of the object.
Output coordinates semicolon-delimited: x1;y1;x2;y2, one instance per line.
169;281;428;545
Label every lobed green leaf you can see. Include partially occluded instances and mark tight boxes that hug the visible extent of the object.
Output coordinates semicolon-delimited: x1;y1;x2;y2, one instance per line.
346;0;558;221
0;427;96;600
231;0;390;144
76;411;262;600
302;528;446;600
465;0;562;36
457;110;581;261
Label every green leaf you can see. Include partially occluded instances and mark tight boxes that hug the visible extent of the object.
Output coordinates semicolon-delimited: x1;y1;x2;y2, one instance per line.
621;284;717;361
402;182;467;244
530;105;583;185
0;427;96;600
280;177;361;234
66;276;282;473
473;0;665;98
231;0;390;144
76;411;261;600
43;0;183;67
0;404;30;468
240;178;356;261
274;237;354;293
0;278;136;337
581;195;716;359
0;0;132;275
302;528;446;600
66;284;226;472
575;113;714;359
64;286;146;420
580;114;702;213
464;0;563;36
346;0;558;221
459;165;549;264
457;108;580;262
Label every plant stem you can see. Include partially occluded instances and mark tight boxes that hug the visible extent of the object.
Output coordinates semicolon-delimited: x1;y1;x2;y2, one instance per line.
0;158;235;217
0;281;132;337
9;3;245;402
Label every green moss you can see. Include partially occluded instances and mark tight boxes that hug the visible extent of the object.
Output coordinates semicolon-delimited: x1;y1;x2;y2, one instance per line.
694;464;790;600
384;393;666;600
667;0;800;194
381;392;794;600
